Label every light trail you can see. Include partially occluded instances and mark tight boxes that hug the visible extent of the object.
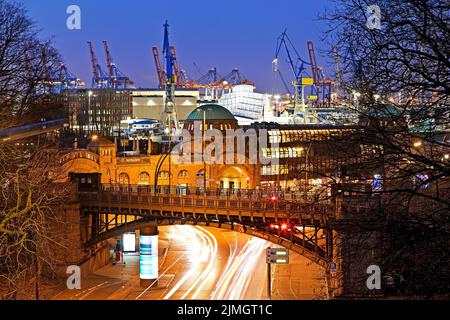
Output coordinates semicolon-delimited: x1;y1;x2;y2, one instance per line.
189;227;219;299
211;237;268;300
163;226;204;300
135;253;185;300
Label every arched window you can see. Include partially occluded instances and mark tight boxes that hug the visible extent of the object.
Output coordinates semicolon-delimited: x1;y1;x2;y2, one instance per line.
158;171;171;179
118;173;130;185
178;170;188;178
138;172;150;185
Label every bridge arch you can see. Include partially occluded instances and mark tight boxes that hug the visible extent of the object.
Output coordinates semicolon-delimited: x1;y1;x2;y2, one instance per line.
81;210;331;270
61;151;101;181
219;165;251;190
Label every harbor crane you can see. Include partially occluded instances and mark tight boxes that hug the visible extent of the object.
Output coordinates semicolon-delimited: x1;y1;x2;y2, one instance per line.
273;30;312;121
103;41;135;89
60;64;84;90
160;20;178;132
152;46;166;88
307;40;334;107
87;41;110;89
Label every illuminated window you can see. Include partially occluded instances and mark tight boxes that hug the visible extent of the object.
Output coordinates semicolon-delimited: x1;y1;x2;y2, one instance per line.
118;173;130;185
158;171;171;179
178;170;188;178
138;172;150;185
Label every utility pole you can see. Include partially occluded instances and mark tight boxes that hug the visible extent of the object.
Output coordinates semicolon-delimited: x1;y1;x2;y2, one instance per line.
203;109;207;190
267;255;272;300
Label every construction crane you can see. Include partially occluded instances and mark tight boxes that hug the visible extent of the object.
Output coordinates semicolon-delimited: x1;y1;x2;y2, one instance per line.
103;40;135;89
307;40;334;107
273;30;311;121
87;41;109;89
160;20;178;132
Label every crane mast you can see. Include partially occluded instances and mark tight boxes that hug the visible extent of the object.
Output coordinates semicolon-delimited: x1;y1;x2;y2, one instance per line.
87;41;100;87
103;40;115;87
274;30;310;122
152;47;166;88
160;20;178;133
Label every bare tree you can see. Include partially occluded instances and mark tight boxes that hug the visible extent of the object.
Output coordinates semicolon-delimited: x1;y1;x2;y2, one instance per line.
0;0;63;129
316;0;450;296
0;0;69;299
0;144;70;299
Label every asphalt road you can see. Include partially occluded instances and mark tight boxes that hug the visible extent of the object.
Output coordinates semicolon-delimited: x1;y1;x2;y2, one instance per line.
52;225;328;300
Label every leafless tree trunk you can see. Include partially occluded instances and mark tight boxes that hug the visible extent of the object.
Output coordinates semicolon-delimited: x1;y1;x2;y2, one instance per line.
316;0;450;296
0;0;69;299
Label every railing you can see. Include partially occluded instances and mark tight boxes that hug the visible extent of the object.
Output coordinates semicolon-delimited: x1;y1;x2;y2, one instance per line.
97;184;330;203
78;184;338;223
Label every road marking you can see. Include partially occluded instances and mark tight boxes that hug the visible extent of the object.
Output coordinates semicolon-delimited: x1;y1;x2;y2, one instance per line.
76;281;109;300
135;254;185;300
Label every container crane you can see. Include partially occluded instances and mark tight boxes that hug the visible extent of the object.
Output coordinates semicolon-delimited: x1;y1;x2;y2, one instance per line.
152;47;166;88
87;41;109;89
60;63;84;90
217;68;254;86
103;40;135;89
307;40;334;107
170;46;187;87
273;30;312;121
160;20;178;132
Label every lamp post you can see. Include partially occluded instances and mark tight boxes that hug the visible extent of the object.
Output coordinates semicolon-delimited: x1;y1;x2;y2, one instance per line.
304;141;313;199
203;109;206;190
88;91;93;133
197;107;212;190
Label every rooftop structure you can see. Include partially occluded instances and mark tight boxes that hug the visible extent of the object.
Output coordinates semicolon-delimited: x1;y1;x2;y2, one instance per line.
219;85;271;120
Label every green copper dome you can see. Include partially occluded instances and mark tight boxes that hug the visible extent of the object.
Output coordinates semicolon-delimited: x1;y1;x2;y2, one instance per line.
186;104;236;121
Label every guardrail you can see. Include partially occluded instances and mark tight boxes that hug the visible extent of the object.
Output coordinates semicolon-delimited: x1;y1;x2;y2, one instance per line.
95;184;331;203
78;185;337;224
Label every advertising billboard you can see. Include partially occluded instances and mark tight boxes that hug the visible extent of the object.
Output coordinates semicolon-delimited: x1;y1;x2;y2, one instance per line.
140;235;158;280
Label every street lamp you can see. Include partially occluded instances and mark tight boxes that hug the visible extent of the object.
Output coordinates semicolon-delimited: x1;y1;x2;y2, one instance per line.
197;107;212;190
413;141;422;148
88;91;93;132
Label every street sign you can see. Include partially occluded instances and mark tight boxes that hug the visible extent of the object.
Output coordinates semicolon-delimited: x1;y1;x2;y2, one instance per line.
266;248;289;264
265;247;289;300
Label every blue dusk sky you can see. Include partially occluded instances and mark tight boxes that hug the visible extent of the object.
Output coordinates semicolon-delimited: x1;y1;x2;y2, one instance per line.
20;0;334;93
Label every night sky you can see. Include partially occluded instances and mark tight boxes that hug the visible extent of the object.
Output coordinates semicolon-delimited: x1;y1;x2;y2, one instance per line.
21;0;333;93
